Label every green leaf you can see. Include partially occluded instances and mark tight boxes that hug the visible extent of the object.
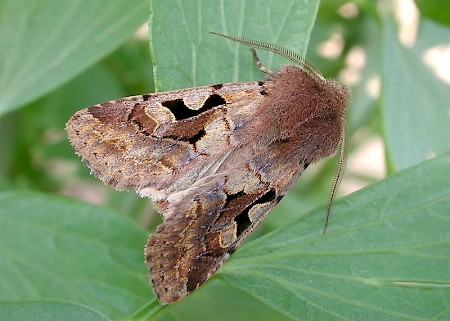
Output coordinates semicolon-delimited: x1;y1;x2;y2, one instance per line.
150;0;320;91
0;192;297;321
0;192;151;319
124;280;295;321
0;300;109;321
219;152;450;320
0;0;149;116
161;280;294;321
414;0;450;27
381;16;450;170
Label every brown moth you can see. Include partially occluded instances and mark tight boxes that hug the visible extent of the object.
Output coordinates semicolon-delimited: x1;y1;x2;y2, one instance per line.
66;33;350;304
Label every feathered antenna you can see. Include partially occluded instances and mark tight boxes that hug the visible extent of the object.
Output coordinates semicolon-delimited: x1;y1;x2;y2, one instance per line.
323;122;348;234
209;32;325;81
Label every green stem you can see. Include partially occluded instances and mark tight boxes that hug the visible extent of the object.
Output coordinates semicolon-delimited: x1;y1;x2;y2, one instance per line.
118;299;167;321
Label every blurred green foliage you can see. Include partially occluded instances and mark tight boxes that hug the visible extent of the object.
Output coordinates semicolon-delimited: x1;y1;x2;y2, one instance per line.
0;0;449;320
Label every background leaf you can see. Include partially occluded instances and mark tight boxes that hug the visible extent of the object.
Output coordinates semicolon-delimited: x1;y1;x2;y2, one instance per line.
0;0;149;115
1;1;450;320
414;0;450;27
0;192;151;320
150;0;320;91
0;191;297;321
219;152;450;320
381;16;450;170
0;300;109;321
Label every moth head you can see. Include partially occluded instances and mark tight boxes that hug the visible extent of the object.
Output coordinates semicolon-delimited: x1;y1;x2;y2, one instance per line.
326;79;352;115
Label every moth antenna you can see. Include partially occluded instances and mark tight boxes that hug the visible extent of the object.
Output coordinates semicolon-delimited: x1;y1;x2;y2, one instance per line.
209;32;324;80
323;122;348;234
251;48;273;75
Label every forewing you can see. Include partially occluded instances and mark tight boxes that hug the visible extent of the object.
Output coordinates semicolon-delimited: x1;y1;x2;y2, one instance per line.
66;82;265;208
146;138;307;304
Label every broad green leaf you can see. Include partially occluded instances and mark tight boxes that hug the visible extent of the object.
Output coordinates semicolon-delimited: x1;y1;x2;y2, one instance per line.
160;280;294;321
0;192;151;319
124;280;295;321
8;64;126;192
0;300;109;321
0;192;297;321
7;39;153;195
0;0;149;116
381;16;450;170
219;152;450;320
414;0;450;27
150;0;320;91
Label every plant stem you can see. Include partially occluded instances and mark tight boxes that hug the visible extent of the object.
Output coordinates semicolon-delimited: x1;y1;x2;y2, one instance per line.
118;299;167;321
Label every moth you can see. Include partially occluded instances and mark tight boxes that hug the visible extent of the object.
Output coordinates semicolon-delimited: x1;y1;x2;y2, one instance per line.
66;33;350;304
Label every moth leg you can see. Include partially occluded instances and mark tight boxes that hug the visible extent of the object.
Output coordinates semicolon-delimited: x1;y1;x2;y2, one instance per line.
251;48;273;75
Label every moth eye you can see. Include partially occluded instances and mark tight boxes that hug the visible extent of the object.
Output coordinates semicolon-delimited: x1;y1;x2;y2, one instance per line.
161;94;226;121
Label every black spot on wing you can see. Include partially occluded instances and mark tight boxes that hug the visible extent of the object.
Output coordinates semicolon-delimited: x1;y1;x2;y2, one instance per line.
162;94;226;121
188;129;206;145
212;84;223;90
233;189;276;237
203;94;226;109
